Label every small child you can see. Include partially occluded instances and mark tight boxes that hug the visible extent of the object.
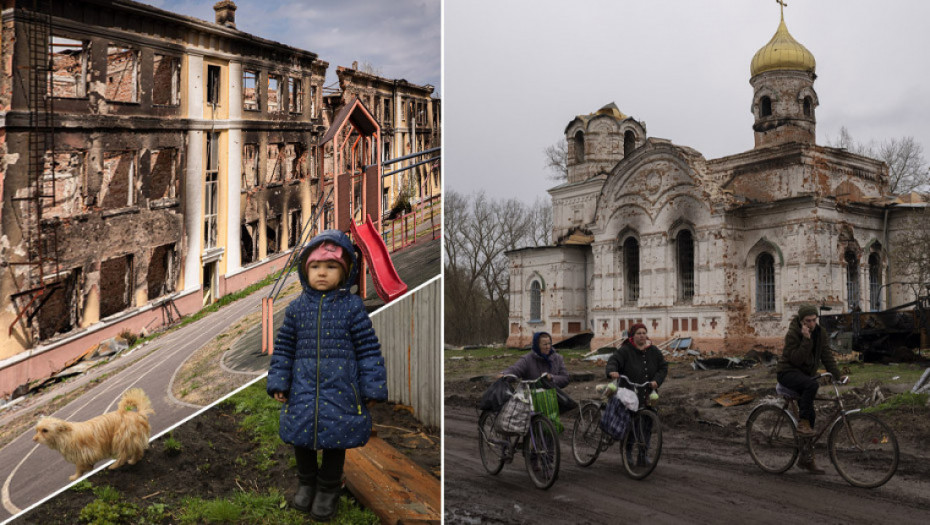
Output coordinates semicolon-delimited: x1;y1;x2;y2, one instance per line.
267;229;387;521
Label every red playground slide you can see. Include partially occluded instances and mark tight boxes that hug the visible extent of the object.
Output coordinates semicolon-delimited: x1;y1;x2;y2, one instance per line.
351;214;408;303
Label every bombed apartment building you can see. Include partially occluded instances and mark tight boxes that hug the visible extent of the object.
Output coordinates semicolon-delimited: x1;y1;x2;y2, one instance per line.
0;0;329;382
328;66;440;217
506;11;928;352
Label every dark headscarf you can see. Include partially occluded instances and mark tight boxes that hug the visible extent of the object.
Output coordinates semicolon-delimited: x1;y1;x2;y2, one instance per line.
627;322;648;347
531;331;553;364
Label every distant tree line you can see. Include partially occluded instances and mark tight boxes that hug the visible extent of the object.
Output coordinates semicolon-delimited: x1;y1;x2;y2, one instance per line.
444;190;551;346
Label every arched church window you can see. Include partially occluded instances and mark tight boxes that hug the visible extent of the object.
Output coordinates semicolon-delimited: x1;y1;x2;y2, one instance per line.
803;96;813;117
624;237;640;305
574;131;585;163
624;130;636;156
530;280;541;322
869;252;882;311
756;253;775;312
845;250;860;311
677;230;695;302
760;96;772;117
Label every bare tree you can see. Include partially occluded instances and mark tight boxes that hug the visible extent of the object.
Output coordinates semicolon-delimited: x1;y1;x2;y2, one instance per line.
544;139;568;181
444;190;553;345
890;205;930;299
829;127;929;194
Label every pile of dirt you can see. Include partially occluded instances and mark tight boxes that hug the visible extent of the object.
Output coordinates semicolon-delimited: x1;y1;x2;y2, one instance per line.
16;399;438;523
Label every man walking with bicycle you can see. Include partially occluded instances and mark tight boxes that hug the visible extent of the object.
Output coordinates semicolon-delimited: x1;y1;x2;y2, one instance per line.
777;304;847;474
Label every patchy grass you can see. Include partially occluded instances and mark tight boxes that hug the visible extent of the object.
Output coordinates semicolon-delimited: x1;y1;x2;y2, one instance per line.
842;362;926;387
444;346;592;379
78;485;142;524
162;433;182;456
864;392;930;414
228;379;282;472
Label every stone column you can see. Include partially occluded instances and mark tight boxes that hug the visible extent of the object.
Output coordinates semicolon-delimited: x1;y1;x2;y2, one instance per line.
226;61;242;273
183;54;204;292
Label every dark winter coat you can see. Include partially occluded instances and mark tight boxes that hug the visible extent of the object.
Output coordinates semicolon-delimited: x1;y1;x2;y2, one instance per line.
267;230;388;450
501;333;570;387
776;315;841;379
605;340;668;405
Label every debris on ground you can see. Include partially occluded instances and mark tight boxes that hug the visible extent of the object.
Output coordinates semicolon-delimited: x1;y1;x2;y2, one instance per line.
713;392;755;407
912;368;930;393
692;357;757;370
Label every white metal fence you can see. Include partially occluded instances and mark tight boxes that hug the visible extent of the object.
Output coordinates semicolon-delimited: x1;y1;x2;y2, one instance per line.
370;277;441;428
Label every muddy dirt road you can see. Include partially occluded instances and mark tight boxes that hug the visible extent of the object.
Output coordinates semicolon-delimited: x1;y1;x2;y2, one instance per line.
444;403;930;524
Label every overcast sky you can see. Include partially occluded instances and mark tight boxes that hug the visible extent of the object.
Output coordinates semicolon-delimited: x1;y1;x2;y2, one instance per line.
147;0;440;94
445;1;930;201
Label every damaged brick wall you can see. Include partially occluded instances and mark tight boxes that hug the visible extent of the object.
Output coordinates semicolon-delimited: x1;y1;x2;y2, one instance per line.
41;151;84;218
152;54;179;106
145;148;177;201
100;150;135;208
99;254;132;318
105;45;138;102
146;243;177;300
50;37;87;98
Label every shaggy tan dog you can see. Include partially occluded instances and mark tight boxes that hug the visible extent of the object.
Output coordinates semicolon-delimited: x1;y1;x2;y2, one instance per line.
33;388;154;481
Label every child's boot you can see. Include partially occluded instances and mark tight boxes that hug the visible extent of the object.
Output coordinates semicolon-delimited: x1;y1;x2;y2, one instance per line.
310;475;342;521
293;480;315;512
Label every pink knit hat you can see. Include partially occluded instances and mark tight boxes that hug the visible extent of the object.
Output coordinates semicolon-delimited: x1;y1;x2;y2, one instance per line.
304;242;348;275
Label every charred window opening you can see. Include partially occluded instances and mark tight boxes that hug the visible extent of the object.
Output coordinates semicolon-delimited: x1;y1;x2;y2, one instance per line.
242;143;258;187
383;97;392;126
266;215;281;255
204;133;219;249
869;252;882;311
240;221;258;265
845;250;860;311
267;143;283;183
756;253;775;312
760;96;772;117
37;269;82;340
206;65;221;105
42;151;85;218
106;45;139;102
289;77;302;113
243;69;259;111
147;244;176;300
49;36;88;98
152;54;180;106
100;254;133;318
148;148;177;200
803;96;813;117
267;75;280;112
574;131;585;164
677;230;695;302
100;150;136;209
284;143;299;180
288;209;303;248
529;280;541;322
310;86;317;118
624;237;640;305
624;130;636;157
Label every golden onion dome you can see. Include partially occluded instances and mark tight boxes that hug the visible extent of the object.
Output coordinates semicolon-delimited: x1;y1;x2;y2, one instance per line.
750;13;816;77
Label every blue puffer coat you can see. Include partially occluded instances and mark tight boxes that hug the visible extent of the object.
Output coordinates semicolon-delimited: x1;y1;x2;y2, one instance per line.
267;229;388;449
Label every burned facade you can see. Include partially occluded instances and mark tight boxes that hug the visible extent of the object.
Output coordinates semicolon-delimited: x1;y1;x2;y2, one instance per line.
507;12;925;352
0;0;333;385
329;66;440;216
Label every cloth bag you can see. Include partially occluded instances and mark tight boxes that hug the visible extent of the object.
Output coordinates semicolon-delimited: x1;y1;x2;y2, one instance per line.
599;396;632;440
477;378;514;412
538;376;578;414
496;389;532;434
530;388;564;433
615;386;639;412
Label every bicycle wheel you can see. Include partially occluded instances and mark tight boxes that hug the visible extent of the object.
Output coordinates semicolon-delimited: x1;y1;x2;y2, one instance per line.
478;410;506;475
524;414;561;489
621;409;662;480
746;404;799;474
571;402;605;467
829;413;899;488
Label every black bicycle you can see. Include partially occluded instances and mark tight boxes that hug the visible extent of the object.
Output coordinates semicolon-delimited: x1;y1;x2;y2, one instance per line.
477;375;561;490
570;375;662;479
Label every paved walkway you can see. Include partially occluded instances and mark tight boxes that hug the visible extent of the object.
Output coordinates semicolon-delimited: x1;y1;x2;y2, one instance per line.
0;238;440;522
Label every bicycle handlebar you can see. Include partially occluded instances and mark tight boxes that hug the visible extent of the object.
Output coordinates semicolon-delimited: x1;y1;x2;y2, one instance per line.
501;373;550;384
613;374;652;390
815;372;849;385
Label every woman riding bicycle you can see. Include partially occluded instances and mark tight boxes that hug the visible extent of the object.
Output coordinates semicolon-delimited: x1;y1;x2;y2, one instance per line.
605;323;668;466
499;332;570;387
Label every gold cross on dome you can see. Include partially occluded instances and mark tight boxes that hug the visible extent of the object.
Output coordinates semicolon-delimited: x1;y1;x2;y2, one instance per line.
776;0;788;15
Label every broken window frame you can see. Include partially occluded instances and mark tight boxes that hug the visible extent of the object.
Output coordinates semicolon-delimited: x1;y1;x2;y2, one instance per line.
101;150;137;208
383;97;392;126
268;143;283;183
309;85;317;118
529;280;542;322
289;77;303;113
267;74;281;112
152;54;181;106
845;251;860;311
624;237;640;305
677;230;695;303
868;252;882;311
41;150;86;217
243;69;259;111
204;133;219;250
288;209;302;248
756;252;776;312
206;65;221;106
242;143;258;188
49;36;88;98
105;44;140;103
148;148;178;201
574;131;585;164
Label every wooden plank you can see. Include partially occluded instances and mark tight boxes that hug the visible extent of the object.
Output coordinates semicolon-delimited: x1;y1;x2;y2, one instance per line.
345;437;440;525
713;392;755;407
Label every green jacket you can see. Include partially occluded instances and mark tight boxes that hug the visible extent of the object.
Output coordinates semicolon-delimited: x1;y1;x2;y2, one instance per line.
776;315;842;379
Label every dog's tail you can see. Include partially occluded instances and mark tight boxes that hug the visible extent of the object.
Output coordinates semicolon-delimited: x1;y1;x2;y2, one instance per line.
119;388;154;418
